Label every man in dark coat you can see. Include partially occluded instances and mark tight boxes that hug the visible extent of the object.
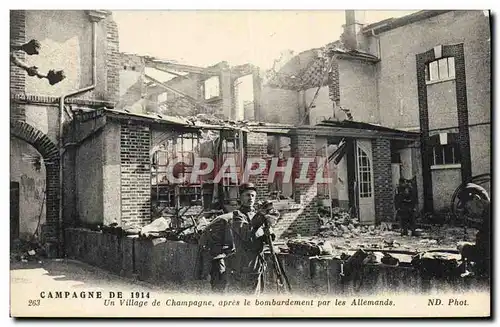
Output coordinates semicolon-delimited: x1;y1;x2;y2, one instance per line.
198;183;280;295
395;178;418;236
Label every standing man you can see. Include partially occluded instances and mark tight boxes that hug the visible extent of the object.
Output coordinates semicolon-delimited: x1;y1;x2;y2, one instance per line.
395;178;417;236
198;183;279;295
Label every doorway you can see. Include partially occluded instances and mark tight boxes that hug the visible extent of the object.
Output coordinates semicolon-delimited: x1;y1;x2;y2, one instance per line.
355;140;375;224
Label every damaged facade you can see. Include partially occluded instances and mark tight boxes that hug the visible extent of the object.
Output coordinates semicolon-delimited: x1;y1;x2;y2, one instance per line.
111;10;490;229
10;10;119;255
334;10;491;214
260;10;491;217
10;8;490;271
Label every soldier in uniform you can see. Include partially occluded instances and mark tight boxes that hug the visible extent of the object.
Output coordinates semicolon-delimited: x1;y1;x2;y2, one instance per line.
198;183;280;295
395;178;417;236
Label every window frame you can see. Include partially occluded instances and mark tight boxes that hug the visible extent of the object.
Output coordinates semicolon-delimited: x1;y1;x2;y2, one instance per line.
429;133;462;170
431;143;461;167
151;131;203;213
203;75;221;100
356;145;372;198
220;130;243;203
425;57;456;84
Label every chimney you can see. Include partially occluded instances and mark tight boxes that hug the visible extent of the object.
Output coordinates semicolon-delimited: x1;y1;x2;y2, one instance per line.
341;10;367;51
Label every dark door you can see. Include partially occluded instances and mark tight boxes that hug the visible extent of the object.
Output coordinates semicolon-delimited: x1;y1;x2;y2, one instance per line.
10;181;19;240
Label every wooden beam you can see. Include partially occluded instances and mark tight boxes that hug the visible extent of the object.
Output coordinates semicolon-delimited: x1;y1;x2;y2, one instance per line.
145;59;221;75
144;74;209;112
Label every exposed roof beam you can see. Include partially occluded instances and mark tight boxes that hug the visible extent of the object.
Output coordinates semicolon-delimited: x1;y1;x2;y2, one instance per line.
154;68;188;78
150;66;199;88
144;74;209;112
143;68;191;95
145;58;221;75
290;126;420;140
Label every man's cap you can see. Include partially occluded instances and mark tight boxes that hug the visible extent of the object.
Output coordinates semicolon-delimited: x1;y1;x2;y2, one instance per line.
239;183;257;194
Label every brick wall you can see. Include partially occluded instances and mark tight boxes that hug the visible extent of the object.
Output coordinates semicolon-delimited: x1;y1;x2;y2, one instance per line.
416;42;474;212
372;138;394;223
328;59;340;103
120;123;151;226
160;97;198;116
305;86;333;125
338;59;379;124
10;120;60;252
117;53;147;111
10;10;26;121
259;86;300;124
451;43;473;181
245;132;268;197
416;49;434;212
106;16;120;103
283;132;318;235
272;207;305;238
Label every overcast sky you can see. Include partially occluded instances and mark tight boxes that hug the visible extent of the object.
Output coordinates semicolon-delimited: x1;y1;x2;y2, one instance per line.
113;10;417;71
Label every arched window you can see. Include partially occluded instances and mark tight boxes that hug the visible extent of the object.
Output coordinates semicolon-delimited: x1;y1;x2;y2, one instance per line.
357;145;372;198
425;57;455;82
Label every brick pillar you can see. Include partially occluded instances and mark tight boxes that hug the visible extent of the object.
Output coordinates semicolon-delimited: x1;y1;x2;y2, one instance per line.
244;131;268;197
416;49;435;212
328;59;340;105
372;138;394;223
315;137;329;200
10;10;26;122
447;43;472;182
105;15;120;103
221;69;233;119
252;68;261;121
120;123;151;226
289;131;318;235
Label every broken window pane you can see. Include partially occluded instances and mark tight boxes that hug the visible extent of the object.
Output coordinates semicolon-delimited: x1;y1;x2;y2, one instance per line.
432;143;461;166
438;58;449;79
158;92;167;103
448;57;456;78
204;76;220;99
429;61;439;81
151;132;204;214
433;145;444;165
444;145;454;164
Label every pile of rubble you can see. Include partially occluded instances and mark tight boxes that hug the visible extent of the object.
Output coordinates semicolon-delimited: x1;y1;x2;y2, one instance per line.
135;217;206;244
10;239;47;263
316;207;387;238
94;217;211;245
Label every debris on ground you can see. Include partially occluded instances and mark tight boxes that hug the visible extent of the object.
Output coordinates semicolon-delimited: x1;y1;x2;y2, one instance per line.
140;218;171;238
10;238;47;263
286;239;334;256
309;205;479;255
316;207;400;239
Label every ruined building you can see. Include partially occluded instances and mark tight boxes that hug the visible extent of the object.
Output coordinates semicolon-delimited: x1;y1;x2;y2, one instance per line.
10;10;491;258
